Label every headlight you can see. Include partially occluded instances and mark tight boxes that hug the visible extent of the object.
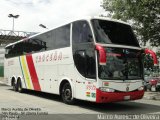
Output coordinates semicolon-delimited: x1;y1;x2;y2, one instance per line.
138;86;144;91
99;87;115;92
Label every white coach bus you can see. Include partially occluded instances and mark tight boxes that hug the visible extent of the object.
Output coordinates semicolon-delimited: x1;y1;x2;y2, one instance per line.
4;16;144;104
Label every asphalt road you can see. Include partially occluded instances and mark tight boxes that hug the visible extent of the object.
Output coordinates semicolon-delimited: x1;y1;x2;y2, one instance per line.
0;84;160;120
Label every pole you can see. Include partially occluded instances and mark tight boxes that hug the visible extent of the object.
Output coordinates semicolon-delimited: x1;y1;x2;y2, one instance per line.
8;14;19;33
12;17;14;32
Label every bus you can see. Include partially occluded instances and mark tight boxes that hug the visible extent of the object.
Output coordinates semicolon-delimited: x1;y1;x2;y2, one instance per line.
4;16;145;104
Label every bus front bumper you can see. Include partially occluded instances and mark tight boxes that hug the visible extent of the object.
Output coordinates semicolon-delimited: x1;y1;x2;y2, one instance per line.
96;89;144;103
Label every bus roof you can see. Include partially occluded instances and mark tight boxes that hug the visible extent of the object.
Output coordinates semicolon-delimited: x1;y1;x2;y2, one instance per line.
5;16;130;48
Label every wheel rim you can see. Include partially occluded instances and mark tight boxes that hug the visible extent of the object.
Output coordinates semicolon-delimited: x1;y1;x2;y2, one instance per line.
64;88;71;100
62;85;72;102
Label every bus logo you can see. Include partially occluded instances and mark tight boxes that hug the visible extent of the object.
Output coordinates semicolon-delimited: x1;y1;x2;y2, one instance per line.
126;87;129;91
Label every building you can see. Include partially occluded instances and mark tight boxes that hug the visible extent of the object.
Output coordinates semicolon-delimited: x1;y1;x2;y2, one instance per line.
0;29;37;77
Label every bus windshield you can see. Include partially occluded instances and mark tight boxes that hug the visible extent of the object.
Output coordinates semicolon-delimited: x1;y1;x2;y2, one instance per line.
91;19;139;47
98;47;143;80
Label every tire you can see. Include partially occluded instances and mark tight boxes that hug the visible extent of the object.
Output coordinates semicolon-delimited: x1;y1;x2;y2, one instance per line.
61;83;75;104
12;80;17;91
17;80;23;93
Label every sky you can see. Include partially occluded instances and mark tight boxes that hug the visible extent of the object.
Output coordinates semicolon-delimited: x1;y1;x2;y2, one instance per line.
0;0;105;33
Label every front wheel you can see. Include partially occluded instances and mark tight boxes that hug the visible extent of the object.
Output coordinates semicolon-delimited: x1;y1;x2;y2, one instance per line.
61;83;75;104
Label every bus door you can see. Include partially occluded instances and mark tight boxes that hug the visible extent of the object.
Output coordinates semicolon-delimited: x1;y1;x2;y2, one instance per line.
72;20;96;99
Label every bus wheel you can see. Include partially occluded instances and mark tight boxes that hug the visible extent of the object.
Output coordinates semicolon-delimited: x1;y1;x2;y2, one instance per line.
13;82;17;91
12;79;17;91
17;80;23;93
61;83;75;104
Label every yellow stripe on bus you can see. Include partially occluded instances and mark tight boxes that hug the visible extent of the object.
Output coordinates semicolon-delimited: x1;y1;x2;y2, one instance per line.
21;56;32;89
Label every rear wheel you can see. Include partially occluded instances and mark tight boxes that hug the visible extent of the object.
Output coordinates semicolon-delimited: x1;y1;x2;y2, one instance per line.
61;83;75;104
13;81;17;91
17;80;23;93
12;79;17;91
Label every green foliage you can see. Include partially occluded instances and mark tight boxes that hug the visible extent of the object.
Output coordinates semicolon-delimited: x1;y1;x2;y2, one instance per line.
102;0;160;47
156;51;160;58
144;54;154;71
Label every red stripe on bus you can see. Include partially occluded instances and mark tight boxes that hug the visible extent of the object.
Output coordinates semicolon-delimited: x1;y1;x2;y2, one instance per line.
96;89;144;103
26;55;41;91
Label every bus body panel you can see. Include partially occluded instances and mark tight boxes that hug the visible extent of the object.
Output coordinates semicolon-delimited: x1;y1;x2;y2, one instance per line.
100;80;143;92
4;47;97;102
96;89;144;103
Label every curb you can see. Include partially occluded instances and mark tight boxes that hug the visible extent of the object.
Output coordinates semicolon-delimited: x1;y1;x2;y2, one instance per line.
0;81;4;84
0;81;7;86
143;96;160;100
143;95;160;101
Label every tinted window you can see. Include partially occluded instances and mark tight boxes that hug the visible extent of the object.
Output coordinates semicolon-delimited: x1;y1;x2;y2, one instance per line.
23;39;46;53
34;24;70;50
5;42;24;58
5;45;13;58
92;19;139;47
55;24;70;48
98;47;143;80
74;51;86;77
34;31;53;50
72;44;96;79
85;50;96;78
5;24;70;58
72;21;93;44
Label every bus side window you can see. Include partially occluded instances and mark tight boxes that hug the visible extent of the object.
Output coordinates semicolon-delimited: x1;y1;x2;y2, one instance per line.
5;47;12;58
72;21;93;44
55;24;70;49
6;43;23;57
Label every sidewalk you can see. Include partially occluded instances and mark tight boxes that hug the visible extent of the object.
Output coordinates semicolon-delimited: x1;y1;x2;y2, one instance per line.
143;91;160;101
0;77;6;85
0;81;4;84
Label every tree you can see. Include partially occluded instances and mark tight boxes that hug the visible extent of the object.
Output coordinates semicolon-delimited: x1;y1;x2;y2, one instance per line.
102;0;160;47
144;54;154;71
156;51;160;59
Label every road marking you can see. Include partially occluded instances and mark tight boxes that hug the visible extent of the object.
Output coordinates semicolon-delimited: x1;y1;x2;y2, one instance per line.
149;112;160;114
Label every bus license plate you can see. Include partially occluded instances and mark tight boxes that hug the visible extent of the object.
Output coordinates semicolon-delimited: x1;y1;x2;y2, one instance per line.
124;96;130;100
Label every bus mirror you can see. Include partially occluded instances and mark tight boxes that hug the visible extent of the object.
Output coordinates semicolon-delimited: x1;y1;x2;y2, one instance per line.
96;45;106;65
